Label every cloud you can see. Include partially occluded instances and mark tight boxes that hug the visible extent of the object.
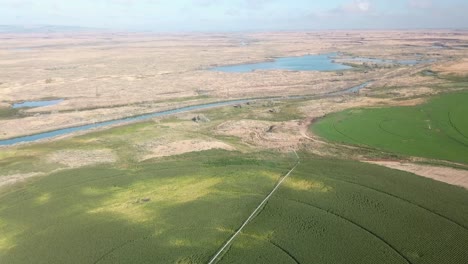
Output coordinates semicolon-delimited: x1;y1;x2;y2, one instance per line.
0;0;34;8
408;0;433;9
242;0;276;9
225;8;240;16
193;0;217;7
319;0;374;18
1;0;467;31
354;0;371;12
343;0;371;13
191;0;276;9
331;0;373;15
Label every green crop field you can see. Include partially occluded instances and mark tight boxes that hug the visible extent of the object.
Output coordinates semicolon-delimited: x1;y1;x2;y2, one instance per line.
1;91;468;264
1;149;467;263
221;155;468;264
0;150;294;263
312;91;468;164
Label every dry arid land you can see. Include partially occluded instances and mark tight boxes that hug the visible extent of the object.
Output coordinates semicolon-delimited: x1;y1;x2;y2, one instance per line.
1;30;468;264
1;30;467;138
1;30;468;188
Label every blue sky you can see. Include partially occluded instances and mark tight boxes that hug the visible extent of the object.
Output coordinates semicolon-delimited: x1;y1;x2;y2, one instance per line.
1;0;467;31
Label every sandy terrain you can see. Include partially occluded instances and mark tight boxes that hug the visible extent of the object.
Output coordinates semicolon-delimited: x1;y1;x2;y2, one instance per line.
434;58;468;76
1;30;467;190
365;161;468;189
140;139;234;160
216;119;304;150
1;30;467;140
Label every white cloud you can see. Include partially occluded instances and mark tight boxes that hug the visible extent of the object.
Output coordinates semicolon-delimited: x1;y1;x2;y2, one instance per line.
408;0;433;9
332;0;373;14
311;0;374;20
356;1;370;12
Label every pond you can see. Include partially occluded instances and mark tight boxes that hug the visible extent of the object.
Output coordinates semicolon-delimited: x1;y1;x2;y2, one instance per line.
12;99;64;109
211;53;352;72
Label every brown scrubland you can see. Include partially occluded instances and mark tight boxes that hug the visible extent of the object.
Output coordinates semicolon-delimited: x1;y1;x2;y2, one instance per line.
1;30;467;188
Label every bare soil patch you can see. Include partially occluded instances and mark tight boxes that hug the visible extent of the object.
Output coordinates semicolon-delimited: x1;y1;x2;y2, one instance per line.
365;161;468;189
434;58;468;76
216;119;304;150
0;172;45;188
46;149;117;168
140;139;234;160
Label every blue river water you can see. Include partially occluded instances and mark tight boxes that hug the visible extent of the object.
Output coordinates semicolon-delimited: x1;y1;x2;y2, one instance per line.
0;83;371;146
211;53;352;72
0;99;250;146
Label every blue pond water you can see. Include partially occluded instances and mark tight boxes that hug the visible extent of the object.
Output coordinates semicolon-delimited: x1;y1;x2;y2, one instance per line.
211;53;351;73
13;99;64;108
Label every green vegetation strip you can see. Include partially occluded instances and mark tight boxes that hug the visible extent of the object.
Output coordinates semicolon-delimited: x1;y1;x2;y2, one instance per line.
312;91;468;164
0;107;20;120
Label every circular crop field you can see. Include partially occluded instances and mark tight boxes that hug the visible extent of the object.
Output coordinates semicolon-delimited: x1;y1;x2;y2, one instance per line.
312;91;468;164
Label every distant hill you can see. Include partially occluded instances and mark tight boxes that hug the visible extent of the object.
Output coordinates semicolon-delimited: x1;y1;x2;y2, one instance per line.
0;25;104;33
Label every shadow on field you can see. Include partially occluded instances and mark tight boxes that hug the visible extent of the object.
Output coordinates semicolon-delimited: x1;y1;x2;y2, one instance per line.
0;150;292;264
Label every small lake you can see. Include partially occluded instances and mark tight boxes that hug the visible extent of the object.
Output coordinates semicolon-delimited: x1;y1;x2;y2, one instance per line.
13;99;64;109
211;53;352;73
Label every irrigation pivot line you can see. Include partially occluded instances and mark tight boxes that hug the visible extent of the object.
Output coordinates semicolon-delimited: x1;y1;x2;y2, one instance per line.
293;149;300;160
207;150;300;264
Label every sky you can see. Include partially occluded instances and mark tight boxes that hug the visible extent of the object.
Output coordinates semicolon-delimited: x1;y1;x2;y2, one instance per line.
1;0;467;31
